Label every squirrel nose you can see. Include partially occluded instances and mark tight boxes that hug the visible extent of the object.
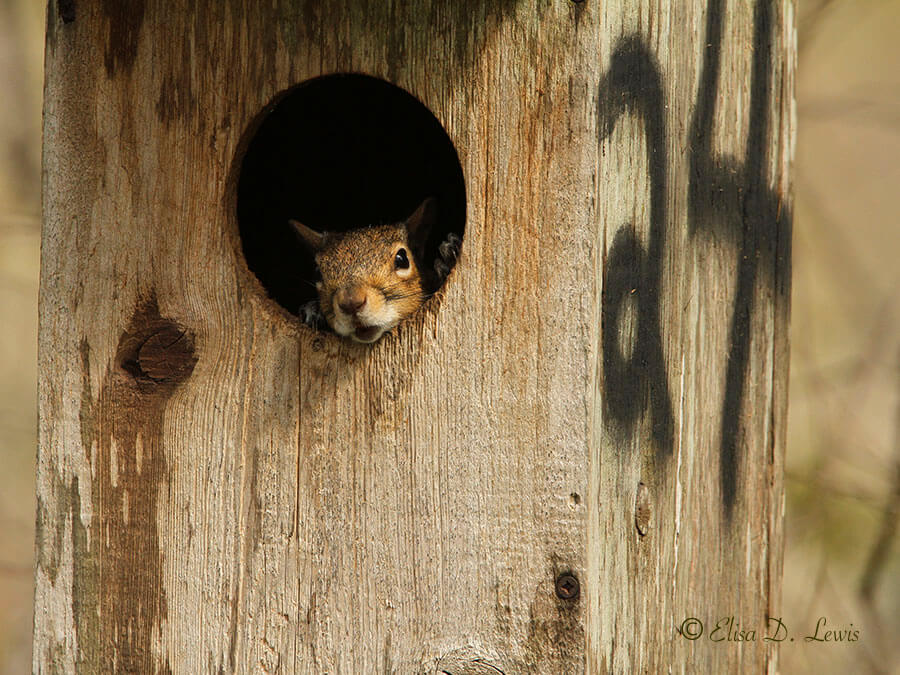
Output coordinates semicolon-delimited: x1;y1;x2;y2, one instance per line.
337;287;367;315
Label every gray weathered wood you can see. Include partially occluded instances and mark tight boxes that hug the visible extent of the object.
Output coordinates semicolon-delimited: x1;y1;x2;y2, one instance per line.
34;0;793;672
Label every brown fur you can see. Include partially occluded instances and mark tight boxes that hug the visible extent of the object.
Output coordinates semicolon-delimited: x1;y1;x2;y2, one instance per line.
291;197;444;343
314;223;425;339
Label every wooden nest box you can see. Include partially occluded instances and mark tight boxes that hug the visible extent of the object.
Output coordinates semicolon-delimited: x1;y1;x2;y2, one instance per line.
35;1;793;672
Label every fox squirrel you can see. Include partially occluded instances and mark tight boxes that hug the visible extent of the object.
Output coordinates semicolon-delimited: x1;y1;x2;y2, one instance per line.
290;197;461;343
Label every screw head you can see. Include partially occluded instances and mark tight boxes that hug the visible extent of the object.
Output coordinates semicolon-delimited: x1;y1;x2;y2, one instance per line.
555;573;580;600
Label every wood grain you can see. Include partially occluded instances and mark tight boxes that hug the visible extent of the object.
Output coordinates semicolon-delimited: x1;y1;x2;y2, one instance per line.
34;0;793;671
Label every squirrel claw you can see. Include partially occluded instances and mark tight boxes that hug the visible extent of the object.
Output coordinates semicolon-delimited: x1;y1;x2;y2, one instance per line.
299;300;323;328
434;232;462;282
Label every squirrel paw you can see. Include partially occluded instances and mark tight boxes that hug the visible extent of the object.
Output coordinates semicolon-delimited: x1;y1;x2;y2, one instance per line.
434;232;462;282
299;300;323;328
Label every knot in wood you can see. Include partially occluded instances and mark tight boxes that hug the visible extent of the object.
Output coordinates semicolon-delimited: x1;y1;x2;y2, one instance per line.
136;324;196;383
433;648;509;674
116;298;198;389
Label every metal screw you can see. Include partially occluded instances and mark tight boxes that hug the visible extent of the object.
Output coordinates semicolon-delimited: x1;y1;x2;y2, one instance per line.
555;573;580;600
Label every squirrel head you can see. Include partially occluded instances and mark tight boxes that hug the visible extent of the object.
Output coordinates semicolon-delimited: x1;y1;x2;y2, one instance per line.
290;197;436;343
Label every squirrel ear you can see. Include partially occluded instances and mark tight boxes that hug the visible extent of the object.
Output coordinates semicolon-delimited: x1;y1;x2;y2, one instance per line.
290;219;326;252
404;197;437;249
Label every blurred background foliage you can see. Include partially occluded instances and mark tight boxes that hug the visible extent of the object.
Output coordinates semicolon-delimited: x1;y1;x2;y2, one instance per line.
0;0;43;672
0;1;897;673
784;1;900;672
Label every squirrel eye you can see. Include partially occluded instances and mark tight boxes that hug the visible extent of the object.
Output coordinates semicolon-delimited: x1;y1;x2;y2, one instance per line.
394;248;410;270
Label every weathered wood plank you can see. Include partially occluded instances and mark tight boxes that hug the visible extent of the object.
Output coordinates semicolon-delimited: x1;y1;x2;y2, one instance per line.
35;0;792;672
588;1;793;672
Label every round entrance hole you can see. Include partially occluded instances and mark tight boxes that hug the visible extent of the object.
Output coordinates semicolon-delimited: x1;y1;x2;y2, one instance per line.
236;74;466;328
